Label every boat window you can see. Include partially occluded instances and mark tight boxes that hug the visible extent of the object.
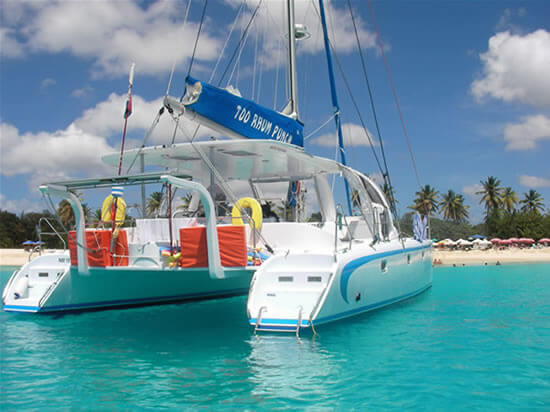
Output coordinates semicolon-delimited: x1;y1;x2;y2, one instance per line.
278;276;293;282
38;272;49;277
307;276;322;282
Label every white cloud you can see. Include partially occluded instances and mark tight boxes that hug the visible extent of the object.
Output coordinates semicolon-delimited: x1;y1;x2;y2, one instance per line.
71;86;94;98
0;122;115;189
0;27;24;57
41;78;56;89
519;175;550;188
471;30;550;108
0;194;44;213
503;114;550;150
1;0;222;77
462;183;483;197
223;0;378;73
310;123;376;147
73;93;219;145
495;8;526;32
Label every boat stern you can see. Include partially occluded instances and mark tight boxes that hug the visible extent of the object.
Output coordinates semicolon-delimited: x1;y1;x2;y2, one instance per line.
247;253;335;333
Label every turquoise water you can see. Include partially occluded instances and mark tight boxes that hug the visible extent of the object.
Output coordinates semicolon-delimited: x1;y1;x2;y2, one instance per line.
1;264;549;409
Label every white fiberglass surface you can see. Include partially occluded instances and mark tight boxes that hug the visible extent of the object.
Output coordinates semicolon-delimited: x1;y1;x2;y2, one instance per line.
102;140;341;183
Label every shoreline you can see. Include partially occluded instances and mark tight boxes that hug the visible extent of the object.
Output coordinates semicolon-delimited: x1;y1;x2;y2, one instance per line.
0;249;66;266
433;248;550;267
2;248;550;268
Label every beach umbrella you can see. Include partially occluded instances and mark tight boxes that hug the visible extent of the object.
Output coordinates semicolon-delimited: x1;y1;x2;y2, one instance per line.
490;238;501;244
519;238;534;244
471;234;486;239
21;240;35;245
538;238;550;244
472;238;483;244
500;239;512;245
509;238;520;244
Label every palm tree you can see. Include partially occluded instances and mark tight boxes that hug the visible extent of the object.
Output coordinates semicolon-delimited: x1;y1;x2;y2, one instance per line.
57;200;73;228
146;191;164;217
501;187;518;213
409;185;439;217
520;190;545;214
57;192;89;228
440;190;469;223
476;176;502;219
382;182;397;208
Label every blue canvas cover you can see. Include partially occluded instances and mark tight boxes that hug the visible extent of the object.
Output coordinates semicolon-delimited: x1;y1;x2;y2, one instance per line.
184;76;304;147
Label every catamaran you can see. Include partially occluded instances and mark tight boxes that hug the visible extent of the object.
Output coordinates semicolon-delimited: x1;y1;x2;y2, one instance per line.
3;0;431;328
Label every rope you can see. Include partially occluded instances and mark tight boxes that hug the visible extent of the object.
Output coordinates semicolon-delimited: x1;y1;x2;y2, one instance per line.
185;0;208;82
366;0;422;190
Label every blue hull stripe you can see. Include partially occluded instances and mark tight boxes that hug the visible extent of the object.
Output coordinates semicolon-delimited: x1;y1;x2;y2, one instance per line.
250;283;432;331
3;288;249;313
340;244;430;302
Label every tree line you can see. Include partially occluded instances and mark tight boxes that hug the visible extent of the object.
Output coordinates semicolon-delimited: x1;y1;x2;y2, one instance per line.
407;176;549;239
1;176;548;248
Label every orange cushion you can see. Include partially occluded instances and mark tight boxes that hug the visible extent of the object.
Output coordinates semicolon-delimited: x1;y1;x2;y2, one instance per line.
179;225;247;268
68;229;128;267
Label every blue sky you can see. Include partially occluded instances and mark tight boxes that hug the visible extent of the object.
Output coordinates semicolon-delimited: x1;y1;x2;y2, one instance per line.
1;0;549;223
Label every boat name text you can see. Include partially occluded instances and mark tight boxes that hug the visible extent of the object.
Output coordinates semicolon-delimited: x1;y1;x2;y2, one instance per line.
234;105;293;143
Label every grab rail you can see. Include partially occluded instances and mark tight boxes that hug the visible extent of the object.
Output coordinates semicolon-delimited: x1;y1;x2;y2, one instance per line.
334;204;352;253
37;217;67;251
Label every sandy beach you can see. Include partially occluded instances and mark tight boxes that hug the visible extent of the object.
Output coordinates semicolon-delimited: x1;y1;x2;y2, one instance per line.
2;247;550;268
433;248;550;266
0;249;34;266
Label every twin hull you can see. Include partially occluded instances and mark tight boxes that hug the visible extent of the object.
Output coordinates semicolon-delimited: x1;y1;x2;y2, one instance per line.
3;241;432;330
248;241;432;332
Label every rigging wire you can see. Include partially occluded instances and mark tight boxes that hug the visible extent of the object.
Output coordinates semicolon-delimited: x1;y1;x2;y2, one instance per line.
175;1;245;146
166;0;193;97
218;0;264;87
252;20;259;99
345;0;398;216
366;0;422;191
167;111;275;253
126;107;165;174
303;113;336;141
185;0;208;82
209;2;245;83
312;1;385;178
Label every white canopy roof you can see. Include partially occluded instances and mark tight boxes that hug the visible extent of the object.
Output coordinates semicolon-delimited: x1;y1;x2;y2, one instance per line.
102;139;342;183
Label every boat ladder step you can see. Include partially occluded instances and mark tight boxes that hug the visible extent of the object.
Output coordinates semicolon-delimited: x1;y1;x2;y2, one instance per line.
296;306;303;338
254;306;266;334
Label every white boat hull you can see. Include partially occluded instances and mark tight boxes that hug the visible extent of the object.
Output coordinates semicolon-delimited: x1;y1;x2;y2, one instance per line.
247;240;432;332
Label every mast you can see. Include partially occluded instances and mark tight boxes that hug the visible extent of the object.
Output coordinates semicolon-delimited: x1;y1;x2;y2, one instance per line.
318;0;352;215
286;0;299;120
